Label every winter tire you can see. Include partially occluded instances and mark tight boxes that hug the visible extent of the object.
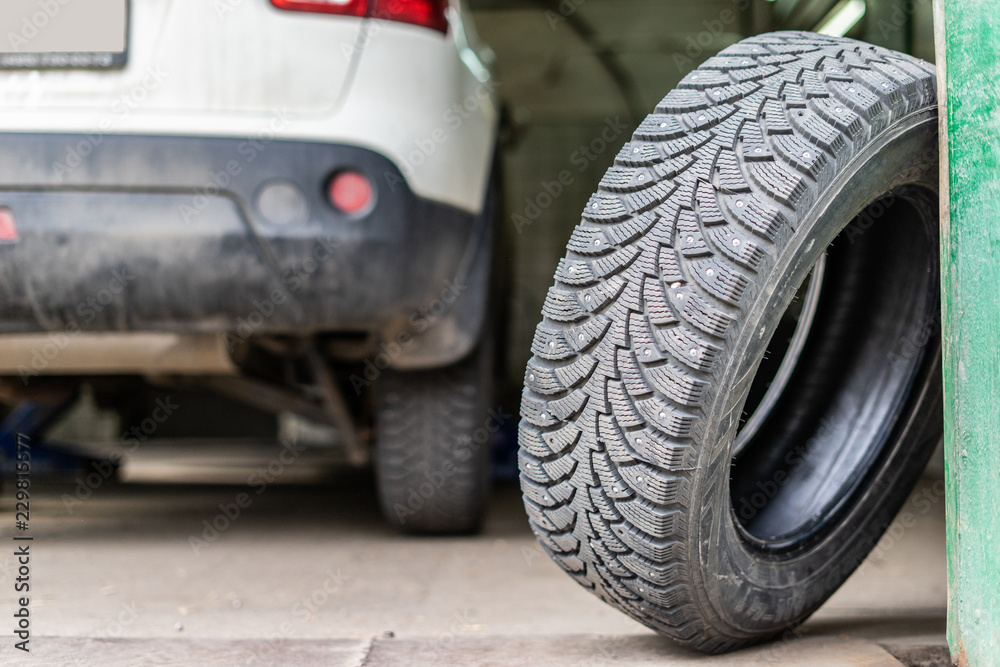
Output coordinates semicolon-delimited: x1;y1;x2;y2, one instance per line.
376;342;493;534
518;31;942;652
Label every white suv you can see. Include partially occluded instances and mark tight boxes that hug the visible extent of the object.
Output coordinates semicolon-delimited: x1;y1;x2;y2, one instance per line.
0;0;501;533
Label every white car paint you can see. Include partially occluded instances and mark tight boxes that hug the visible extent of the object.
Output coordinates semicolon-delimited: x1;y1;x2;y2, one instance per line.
0;0;498;213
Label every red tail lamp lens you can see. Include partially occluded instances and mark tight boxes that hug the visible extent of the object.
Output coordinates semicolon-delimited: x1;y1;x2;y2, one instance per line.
328;172;374;215
271;0;368;18
271;0;448;34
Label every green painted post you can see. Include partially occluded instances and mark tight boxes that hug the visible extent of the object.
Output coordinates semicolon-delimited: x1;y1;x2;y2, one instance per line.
934;1;1000;664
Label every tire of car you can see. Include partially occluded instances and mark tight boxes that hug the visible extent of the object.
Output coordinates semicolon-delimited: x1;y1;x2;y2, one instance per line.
518;32;942;653
375;339;493;534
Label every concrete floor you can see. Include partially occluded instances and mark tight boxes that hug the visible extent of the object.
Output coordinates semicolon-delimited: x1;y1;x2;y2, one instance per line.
0;444;950;666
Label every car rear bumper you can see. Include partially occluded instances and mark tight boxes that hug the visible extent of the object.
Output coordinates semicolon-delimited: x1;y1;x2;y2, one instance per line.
0;132;493;369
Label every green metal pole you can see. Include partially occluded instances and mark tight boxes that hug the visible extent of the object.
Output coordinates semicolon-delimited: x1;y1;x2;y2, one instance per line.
934;1;1000;664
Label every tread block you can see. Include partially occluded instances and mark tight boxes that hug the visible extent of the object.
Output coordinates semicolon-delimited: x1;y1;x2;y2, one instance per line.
531;323;574;360
677;289;732;336
542;421;583;456
706;224;766;268
726;193;788;239
607;379;644;428
694;180;726;226
589;485;624;523
792;112;845;155
636;290;678;340
762;99;794;135
715;150;752;193
519;425;556;459
520;391;560;428
644;360;708;407
598;412;634;463
656;88;710;113
547;388;588;421
555;257;599;286
656;324;720;372
615;141;665;167
588;512;630;553
771;132;827;178
521;476;575;507
677;69;730;90
635;398;697;440
619;552;685;586
618;347;653;397
633;114;686;141
619;464;691;506
599;166;658;193
565;315;611;353
542;285;587;322
592;450;633;500
525;362;566;395
682;104;737;133
612;523;681;562
578;275;627;313
623;424;695;468
583;193;631;223
590;538;635;578
660;130;714;159
657;245;686;284
567;225;615;255
676;209;712;257
553;353;598;388
747;160;806;206
688;257;751;308
625;179;676;215
604;210;660;246
618;497;681;538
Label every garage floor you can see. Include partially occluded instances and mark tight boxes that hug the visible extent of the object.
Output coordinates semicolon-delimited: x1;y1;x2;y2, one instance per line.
0;442;950;666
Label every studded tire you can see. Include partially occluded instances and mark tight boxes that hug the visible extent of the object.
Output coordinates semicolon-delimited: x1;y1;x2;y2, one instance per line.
518;32;942;653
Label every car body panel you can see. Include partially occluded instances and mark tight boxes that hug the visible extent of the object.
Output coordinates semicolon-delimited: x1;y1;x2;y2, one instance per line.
0;0;498;213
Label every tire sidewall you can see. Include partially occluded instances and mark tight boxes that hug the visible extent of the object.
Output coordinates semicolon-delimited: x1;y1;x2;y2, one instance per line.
689;112;941;638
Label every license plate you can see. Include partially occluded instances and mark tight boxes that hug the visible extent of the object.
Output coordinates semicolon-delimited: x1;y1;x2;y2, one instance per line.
0;0;127;69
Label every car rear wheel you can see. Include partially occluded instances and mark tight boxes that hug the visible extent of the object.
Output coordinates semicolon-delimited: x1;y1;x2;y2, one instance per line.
518;32;942;652
375;341;493;534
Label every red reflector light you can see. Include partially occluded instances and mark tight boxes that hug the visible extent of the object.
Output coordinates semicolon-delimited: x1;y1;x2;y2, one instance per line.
328;172;374;215
0;208;18;242
271;0;448;34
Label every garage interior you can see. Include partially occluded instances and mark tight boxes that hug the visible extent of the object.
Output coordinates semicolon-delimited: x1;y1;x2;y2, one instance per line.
1;0;953;665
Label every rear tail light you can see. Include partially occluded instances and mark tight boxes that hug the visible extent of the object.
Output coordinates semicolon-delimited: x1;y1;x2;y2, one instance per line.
271;0;449;34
